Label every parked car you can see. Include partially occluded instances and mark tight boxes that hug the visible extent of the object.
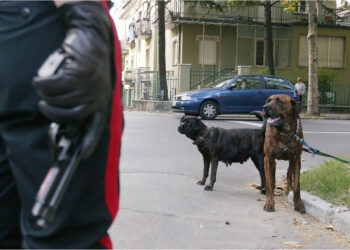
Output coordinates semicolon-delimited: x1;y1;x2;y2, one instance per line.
172;74;300;120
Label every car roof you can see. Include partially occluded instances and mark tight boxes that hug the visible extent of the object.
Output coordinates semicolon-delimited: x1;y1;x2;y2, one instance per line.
238;74;286;78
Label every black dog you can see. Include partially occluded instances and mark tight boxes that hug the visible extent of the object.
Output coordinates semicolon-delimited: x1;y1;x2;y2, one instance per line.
178;116;266;192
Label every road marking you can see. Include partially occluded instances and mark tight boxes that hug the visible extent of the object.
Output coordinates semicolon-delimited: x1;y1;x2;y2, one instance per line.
229;121;350;134
228;121;262;127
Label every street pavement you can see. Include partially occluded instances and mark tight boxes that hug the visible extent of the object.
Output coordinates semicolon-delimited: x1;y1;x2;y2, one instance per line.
109;111;350;249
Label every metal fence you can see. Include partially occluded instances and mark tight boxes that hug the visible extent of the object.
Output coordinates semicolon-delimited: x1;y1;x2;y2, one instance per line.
302;84;350;106
190;65;237;90
133;70;178;101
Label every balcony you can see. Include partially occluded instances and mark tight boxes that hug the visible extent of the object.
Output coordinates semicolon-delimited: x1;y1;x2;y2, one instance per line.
135;20;152;39
165;1;349;27
124;70;134;83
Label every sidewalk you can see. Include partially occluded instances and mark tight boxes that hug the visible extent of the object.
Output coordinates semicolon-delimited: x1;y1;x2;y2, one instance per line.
300;113;350;120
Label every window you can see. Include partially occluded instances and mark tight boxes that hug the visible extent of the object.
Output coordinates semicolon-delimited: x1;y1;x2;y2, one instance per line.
231;76;261;89
275;40;290;67
297;1;307;13
128;23;135;41
256;40;264;66
298;35;345;68
199;40;216;65
137;39;141;53
264;77;292;90
172;40;178;65
145;48;150;68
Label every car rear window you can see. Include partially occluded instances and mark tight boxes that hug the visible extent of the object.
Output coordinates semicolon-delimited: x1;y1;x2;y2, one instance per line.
264;77;293;90
232;76;261;89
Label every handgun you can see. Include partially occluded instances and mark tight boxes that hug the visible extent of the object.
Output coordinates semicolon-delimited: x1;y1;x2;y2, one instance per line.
31;123;82;228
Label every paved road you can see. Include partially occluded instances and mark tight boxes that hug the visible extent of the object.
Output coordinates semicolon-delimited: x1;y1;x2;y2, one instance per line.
109;112;350;249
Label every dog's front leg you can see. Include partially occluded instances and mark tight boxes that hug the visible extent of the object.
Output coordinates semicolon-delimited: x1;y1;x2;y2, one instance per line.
197;157;210;185
285;161;295;195
292;156;305;213
263;156;275;212
204;158;218;191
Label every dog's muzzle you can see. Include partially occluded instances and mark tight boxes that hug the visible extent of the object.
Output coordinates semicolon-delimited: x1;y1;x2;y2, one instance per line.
263;104;283;127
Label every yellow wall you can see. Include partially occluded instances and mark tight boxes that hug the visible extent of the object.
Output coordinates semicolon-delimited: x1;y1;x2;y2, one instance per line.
181;24;236;71
275;25;350;84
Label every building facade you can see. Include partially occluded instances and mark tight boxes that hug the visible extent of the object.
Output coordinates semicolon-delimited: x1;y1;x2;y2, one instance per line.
116;0;350;106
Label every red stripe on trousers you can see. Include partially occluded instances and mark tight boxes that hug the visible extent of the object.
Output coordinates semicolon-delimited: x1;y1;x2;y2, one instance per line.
99;235;113;249
101;0;123;224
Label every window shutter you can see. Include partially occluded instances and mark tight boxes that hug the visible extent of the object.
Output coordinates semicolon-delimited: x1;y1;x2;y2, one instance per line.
298;35;308;66
318;36;329;67
199;40;216;65
329;37;344;68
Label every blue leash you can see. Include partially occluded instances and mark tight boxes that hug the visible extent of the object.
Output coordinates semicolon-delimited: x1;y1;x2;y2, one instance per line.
300;138;350;164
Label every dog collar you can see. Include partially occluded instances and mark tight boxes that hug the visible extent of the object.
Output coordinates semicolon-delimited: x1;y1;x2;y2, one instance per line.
279;119;302;143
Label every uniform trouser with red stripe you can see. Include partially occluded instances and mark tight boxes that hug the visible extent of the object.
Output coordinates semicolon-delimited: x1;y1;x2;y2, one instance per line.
0;1;119;248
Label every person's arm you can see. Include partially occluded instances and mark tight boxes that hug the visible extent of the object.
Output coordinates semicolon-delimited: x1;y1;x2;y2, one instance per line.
33;1;113;159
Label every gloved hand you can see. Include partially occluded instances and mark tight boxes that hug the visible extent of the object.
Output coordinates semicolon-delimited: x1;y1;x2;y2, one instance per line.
32;1;113;159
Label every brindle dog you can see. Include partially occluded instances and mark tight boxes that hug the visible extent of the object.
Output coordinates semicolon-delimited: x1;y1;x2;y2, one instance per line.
178;116;266;192
263;94;305;213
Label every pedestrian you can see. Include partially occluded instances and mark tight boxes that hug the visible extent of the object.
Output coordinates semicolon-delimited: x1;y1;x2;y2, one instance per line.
0;0;123;248
295;77;306;103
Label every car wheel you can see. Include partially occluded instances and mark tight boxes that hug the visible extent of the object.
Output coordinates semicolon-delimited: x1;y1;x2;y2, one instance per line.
200;101;218;120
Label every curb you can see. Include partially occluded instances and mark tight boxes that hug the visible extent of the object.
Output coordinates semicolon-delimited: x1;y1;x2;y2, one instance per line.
300;115;350;120
288;191;350;236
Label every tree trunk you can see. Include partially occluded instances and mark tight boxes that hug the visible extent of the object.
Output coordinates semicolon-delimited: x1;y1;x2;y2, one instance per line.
307;0;319;115
157;0;168;100
264;0;274;75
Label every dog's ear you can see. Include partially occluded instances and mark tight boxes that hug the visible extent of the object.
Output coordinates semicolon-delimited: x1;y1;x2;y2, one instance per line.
290;98;301;115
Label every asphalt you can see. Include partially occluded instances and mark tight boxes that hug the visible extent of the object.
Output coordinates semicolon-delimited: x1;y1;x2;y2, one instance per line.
288;191;350;237
109;111;350;248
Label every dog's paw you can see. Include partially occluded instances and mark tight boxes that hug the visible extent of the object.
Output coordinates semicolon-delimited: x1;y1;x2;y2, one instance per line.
263;200;275;212
294;201;306;214
197;180;205;185
204;185;213;191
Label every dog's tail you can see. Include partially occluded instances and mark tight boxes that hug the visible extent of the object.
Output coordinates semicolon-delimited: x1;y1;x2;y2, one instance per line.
260;118;267;132
250;111;267;132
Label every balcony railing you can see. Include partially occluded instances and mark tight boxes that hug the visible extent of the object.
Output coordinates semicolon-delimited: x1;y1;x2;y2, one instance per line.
121;0;131;8
166;2;349;27
135;20;152;39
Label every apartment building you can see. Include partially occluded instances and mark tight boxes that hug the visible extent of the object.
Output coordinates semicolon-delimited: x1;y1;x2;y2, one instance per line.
116;0;350;106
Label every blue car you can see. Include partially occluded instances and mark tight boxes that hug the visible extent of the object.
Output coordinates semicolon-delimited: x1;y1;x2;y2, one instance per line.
172;74;299;120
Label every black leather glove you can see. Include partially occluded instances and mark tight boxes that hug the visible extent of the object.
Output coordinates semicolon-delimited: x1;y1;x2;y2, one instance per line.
32;1;113;159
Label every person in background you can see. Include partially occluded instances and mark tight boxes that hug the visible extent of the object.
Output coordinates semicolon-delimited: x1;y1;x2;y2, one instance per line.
295;77;306;104
0;0;123;248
